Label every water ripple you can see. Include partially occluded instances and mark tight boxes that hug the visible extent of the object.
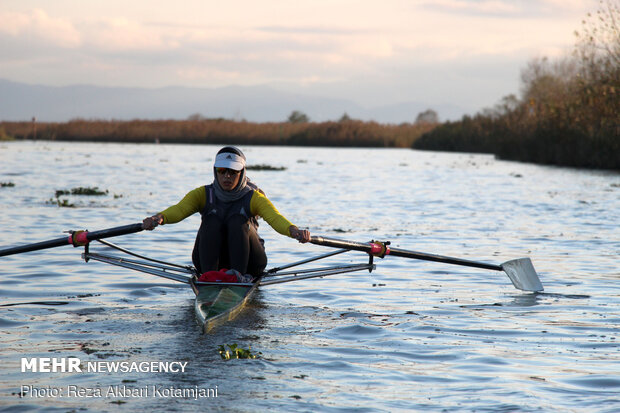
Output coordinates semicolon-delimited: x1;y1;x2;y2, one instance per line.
0;143;618;412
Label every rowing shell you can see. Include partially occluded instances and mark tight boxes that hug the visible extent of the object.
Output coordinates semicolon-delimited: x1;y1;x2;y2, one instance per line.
81;242;369;333
190;277;260;334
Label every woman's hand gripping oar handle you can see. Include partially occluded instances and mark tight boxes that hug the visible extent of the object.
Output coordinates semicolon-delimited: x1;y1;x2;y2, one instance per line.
0;223;145;258
309;235;543;292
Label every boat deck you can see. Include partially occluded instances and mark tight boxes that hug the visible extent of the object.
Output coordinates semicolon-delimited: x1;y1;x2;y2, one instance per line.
190;278;260;333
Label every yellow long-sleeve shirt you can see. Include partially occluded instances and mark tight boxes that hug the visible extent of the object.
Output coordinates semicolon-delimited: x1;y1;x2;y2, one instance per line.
159;186;294;237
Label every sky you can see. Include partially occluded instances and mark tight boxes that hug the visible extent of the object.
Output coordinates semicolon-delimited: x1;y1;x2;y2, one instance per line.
0;0;599;117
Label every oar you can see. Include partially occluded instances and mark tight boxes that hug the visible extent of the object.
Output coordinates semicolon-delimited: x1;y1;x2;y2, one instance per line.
0;223;144;258
310;236;543;292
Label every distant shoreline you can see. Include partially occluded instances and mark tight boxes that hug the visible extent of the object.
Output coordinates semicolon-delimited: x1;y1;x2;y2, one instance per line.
0;118;436;149
2;118;618;171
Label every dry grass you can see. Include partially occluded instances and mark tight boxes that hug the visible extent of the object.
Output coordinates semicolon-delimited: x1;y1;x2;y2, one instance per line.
1;118;437;148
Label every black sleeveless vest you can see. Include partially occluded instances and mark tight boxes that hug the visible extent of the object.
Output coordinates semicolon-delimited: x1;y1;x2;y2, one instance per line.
200;183;260;229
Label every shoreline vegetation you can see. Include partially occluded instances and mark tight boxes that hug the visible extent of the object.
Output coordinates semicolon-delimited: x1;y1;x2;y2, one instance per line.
1;3;617;171
414;1;619;171
0;118;437;149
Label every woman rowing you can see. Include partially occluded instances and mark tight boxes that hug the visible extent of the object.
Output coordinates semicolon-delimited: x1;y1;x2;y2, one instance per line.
142;146;310;281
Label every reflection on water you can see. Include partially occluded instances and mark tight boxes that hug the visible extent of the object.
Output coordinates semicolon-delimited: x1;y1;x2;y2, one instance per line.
0;141;618;412
0;301;70;307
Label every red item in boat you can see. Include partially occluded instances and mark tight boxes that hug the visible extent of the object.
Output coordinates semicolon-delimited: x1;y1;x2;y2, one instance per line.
198;269;238;282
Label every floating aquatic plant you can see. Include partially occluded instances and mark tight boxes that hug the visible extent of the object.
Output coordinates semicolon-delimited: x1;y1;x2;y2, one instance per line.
47;198;75;208
218;343;260;360
55;186;108;197
246;164;286;171
0;182;15;187
49;186;117;208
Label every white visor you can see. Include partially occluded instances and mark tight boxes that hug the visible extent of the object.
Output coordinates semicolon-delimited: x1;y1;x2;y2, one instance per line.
214;152;246;171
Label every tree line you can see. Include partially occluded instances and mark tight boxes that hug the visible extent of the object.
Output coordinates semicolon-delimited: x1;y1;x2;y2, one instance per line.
0;115;437;149
414;1;619;170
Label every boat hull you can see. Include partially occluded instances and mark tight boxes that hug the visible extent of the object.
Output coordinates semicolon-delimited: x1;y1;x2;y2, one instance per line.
190;277;259;333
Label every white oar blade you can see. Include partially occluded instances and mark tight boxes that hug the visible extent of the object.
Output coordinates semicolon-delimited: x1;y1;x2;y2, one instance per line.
501;258;543;292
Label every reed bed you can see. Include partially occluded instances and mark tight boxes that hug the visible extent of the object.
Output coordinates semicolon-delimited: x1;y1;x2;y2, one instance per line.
0;119;436;148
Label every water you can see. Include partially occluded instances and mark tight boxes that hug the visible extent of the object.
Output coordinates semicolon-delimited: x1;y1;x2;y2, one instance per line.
0;141;618;412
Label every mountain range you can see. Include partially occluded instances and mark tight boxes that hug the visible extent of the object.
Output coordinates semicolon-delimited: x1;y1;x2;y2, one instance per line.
0;79;467;123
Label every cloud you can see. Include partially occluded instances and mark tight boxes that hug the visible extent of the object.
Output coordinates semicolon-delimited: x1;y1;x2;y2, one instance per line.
421;0;519;17
0;9;185;54
0;8;81;47
419;0;594;18
0;1;598;117
257;25;365;35
83;17;180;51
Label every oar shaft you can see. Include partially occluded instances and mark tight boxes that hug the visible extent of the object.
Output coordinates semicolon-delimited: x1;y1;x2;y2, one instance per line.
0;223;144;258
0;236;72;257
81;223;144;242
388;246;502;271
310;236;502;271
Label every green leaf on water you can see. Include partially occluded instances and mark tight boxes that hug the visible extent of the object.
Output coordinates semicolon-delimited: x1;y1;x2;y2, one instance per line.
246;164;287;171
47;198;75;208
218;343;261;360
55;186;109;196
